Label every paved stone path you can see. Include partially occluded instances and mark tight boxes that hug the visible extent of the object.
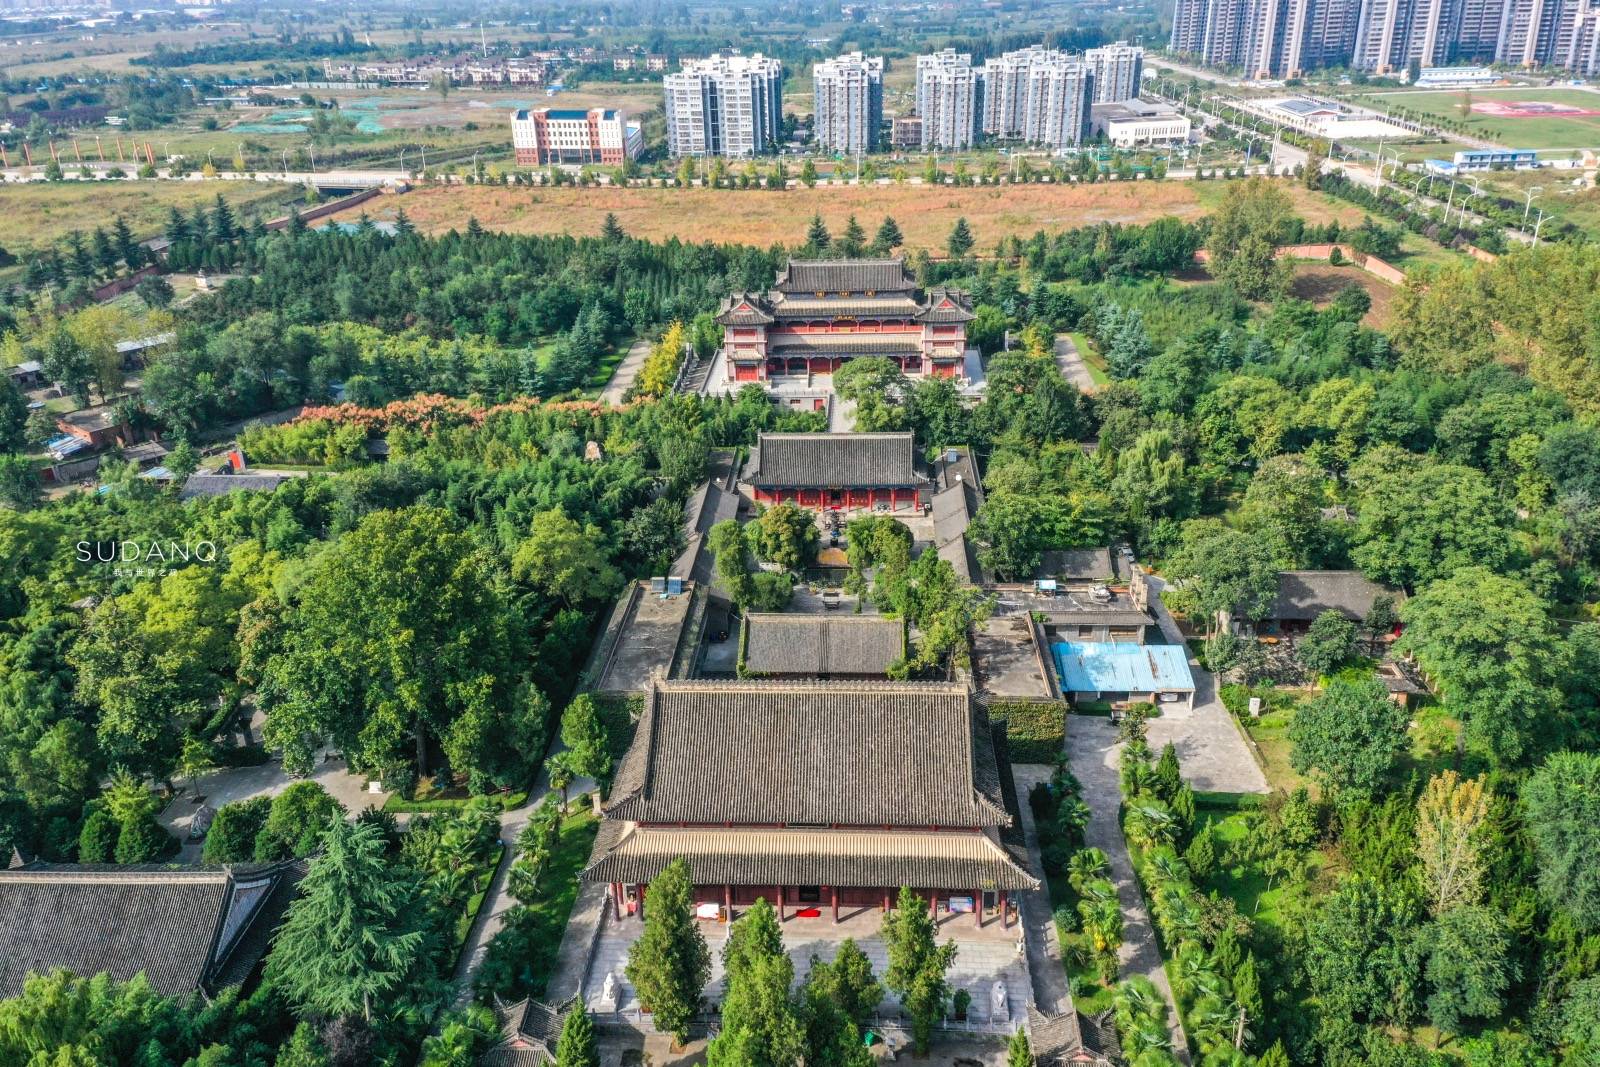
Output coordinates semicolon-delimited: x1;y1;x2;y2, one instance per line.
1012;765;1073;1018
450;769;596;1006
1068;716;1192;1064
1053;334;1097;393
599;337;653;405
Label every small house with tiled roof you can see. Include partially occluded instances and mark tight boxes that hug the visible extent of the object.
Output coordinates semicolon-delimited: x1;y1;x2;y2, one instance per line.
714;258;973;383
583;679;1038;929
0;860;305;999
1238;570;1406;636
1026;1005;1120;1066
745;431;927;511
479;996;576;1066
740;613;906;678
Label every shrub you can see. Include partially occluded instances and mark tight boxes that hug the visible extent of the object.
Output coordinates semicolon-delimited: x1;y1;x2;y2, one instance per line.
77;807;117;863
203;796;271;864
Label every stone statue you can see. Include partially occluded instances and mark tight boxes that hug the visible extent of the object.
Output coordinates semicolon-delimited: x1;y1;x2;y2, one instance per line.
991;980;1008;1020
600;971;618;1009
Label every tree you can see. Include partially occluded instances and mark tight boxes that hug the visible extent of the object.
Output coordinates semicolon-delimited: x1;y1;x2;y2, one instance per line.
1415;771;1491;915
1007;1027;1031;1067
37;324;94;406
1423;905;1515;1036
513;507;623;606
707;900;805;1067
1303;877;1422;1029
554;1005;599;1067
873;216;903;255
1350;452;1511;588
1298;610;1359;678
261;506;535;786
0;455;41;511
805;938;882;1027
202;795;270;863
266;817;431;1022
749;501;818;571
625;857;709;1045
255;780;345;861
559;694;612;783
1397;566;1563;766
805;213;831;253
1206;178;1293;300
947;217;974;258
1524;751;1600;931
1165;521;1280;636
884;885;958;1054
1289;675;1409;797
839;215;867;257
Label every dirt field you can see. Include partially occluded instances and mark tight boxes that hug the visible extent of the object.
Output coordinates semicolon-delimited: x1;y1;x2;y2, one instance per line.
1287;262;1399;329
338;180;1374;251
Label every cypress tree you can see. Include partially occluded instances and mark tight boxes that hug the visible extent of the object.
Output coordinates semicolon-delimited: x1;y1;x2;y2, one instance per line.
624;857;709;1045
554;1006;599;1067
884;886;958;1054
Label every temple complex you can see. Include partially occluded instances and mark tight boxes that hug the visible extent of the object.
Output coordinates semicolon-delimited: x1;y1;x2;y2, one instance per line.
744;431;929;512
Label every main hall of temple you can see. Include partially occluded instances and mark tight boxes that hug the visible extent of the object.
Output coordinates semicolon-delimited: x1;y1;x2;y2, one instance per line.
583;678;1038;927
714;259;975;383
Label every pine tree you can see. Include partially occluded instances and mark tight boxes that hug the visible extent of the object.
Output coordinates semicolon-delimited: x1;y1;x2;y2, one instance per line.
1257;1040;1290;1067
874;216;903;254
707;900;805;1067
1184;822;1218;882
189;204;210;250
266;817;429;1022
884;886;958;1054
554;1006;599;1067
210;193;238;243
393;208;415;237
111;216;143;270
624;857;709;1045
559;694;612;782
946;217;974;258
804;213;831;252
1233;952;1262;1042
1007;1026;1031;1067
839;215;867;257
1152;742;1182;802
601;212;625;241
164;205;191;245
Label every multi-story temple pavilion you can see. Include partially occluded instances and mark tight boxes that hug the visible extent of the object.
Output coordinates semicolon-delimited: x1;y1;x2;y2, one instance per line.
745;431;929;511
583;679;1038;927
714;259;974;383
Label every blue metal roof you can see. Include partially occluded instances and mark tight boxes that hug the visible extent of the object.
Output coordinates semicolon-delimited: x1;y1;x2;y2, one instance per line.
1052;641;1196;693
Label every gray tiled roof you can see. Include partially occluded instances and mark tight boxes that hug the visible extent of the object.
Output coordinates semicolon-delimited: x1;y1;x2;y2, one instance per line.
770;296;924;318
742;613;904;676
1269;570;1404;622
1028;1006;1119;1066
481;997;575;1067
775;259;916;294
713;291;776;326
748;432;918;489
603;679;1011;828
0;861;302;998
179;472;297;500
584;824;1038;891
914;288;976;323
1037;548;1116;582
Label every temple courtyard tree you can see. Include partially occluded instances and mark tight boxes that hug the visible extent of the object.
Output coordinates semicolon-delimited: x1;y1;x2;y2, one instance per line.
624;857;709;1046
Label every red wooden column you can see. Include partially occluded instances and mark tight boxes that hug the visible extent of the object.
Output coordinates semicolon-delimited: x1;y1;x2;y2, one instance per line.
776;885;785;922
611;882;623;921
928;890;937;920
974;889;982;928
882;889;891;913
831;887;839;924
724;884;733;922
1000;891;1009;930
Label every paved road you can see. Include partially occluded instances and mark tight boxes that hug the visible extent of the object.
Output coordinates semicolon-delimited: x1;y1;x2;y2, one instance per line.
600;338;653;406
1068;718;1192;1064
1013;765;1075;1018
1052;334;1097;393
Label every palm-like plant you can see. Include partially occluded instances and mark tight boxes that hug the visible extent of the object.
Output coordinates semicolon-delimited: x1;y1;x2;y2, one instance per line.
1125;803;1178;850
1076;875;1117;906
1056;797;1092;844
1143;846;1190;886
1172;943;1225;1004
1187;995;1236;1054
1068;848;1111;893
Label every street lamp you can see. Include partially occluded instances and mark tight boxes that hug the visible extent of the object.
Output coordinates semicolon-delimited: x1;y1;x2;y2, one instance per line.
1534;206;1547;244
1522;185;1544;222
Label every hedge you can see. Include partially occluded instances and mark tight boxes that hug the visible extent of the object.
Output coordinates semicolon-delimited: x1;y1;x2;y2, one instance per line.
988;700;1068;763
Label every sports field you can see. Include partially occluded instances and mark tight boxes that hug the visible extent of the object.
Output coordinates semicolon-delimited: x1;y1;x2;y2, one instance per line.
1354;86;1600;149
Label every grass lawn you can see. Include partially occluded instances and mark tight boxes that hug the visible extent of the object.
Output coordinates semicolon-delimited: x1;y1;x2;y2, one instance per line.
1351;87;1600;150
0;180;302;260
585;344;632;393
1238;703;1308;795
1200;811;1309;930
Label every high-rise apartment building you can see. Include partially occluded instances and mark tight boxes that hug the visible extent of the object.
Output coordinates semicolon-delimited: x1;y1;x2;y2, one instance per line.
975;47;1095;147
663;53;784;157
813;52;884;153
915;49;981;149
1177;0;1600;73
1084;41;1145;102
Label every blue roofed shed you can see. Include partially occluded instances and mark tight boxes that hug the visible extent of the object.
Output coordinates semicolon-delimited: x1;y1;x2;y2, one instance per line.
1052;641;1196;710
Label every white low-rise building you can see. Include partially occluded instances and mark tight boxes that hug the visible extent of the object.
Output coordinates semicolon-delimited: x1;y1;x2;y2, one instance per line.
1091;100;1192;146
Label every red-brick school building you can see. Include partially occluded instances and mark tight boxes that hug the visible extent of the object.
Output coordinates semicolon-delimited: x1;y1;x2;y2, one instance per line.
583;679;1038;928
744;431;929;511
714;259;974;383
